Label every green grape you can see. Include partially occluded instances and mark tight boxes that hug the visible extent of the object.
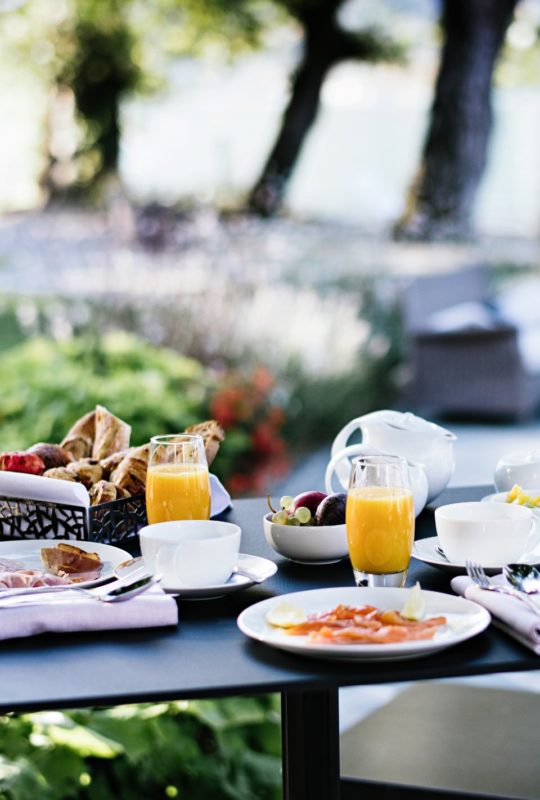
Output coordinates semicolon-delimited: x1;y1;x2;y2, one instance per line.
272;510;289;525
294;506;311;525
288;516;300;526
280;495;294;511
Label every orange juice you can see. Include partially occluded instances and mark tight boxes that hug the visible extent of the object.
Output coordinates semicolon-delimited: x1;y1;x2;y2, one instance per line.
146;463;211;523
346;486;414;574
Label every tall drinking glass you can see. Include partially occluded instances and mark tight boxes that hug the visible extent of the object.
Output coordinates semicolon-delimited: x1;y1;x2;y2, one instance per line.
146;434;211;524
346;454;414;588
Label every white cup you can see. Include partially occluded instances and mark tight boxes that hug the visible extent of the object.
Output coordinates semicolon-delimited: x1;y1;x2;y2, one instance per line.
435;501;537;566
139;520;241;587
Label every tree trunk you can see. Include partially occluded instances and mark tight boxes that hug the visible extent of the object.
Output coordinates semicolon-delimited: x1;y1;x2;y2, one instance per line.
248;11;340;217
395;0;518;241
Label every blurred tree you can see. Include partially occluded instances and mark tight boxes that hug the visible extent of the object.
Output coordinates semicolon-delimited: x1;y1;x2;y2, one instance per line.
394;0;519;241
247;0;405;217
46;0;143;196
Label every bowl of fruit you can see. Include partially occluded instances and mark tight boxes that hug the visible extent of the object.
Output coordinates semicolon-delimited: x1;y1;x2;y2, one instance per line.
263;491;348;565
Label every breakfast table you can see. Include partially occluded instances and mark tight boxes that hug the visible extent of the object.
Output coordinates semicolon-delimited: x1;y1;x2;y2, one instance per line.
0;484;539;800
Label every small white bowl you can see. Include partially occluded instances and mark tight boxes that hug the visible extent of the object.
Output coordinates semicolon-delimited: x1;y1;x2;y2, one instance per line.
435;501;536;567
482;489;540;519
263;513;348;565
494;450;540;493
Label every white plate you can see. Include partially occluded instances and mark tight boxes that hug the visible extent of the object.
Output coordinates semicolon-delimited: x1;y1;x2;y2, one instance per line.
115;553;277;599
237;587;490;662
0;539;131;589
412;536;540;576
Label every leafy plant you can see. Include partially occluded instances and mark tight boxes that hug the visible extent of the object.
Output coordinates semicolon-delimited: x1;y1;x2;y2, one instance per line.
0;697;281;800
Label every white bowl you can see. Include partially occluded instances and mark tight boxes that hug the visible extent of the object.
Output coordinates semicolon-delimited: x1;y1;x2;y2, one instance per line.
482;489;540;519
263;513;348;565
435;501;536;567
494;450;540;492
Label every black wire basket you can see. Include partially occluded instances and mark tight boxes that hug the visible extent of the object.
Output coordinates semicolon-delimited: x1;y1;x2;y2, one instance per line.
0;494;147;545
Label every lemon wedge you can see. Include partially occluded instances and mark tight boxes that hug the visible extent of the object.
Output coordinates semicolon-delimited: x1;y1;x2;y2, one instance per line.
266;602;307;628
401;582;425;621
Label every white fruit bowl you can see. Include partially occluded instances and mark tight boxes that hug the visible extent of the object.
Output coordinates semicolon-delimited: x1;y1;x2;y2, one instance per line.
263;513;348;565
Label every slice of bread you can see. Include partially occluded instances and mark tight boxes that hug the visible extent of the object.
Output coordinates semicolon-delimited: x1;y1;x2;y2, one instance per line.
185;420;225;467
41;543;103;579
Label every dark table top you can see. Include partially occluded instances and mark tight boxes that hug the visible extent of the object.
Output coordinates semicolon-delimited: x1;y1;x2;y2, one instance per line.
0;485;538;714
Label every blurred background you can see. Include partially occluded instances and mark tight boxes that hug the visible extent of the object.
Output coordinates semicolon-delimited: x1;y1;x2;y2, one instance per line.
2;0;540;498
2;0;540;797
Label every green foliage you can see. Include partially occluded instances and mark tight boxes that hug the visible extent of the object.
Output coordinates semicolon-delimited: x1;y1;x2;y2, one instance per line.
0;332;209;451
0;698;281;800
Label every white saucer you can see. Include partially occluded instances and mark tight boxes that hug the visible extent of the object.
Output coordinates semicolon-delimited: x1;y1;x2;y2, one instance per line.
412;536;540;576
115;553;277;599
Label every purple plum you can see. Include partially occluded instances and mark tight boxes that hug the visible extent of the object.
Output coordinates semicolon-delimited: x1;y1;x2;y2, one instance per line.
316;493;347;526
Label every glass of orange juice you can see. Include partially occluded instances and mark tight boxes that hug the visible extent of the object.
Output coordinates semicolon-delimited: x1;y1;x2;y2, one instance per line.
346;454;414;588
146;434;211;524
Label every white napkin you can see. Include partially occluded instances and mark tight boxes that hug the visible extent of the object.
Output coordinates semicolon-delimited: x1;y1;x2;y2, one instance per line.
0;586;178;642
210;474;232;517
451;575;540;655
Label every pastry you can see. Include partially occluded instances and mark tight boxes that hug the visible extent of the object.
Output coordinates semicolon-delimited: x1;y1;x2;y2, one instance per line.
66;458;103;488
61;410;96;460
100;449;129;478
26;443;73;470
185;420;225;467
43;467;78;482
41;543;102;582
110;444;149;496
88;480;118;506
92;405;131;461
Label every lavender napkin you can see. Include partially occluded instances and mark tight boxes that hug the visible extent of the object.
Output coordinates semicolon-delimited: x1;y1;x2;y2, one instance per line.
0;586;178;642
451;575;540;654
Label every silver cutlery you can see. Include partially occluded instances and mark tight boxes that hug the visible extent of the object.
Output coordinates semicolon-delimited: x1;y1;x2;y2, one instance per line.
0;564;147;601
0;573;161;606
503;563;540;595
466;561;540;617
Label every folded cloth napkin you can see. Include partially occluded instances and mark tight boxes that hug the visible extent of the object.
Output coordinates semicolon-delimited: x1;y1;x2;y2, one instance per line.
451;575;540;654
210;474;232;517
0;586;178;642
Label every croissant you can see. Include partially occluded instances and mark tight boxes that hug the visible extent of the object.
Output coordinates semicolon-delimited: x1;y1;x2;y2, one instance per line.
92;405;131;461
110;443;149;496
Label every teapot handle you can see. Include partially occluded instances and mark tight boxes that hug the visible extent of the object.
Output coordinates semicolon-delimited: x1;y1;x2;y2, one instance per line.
325;444;383;494
330;417;367;459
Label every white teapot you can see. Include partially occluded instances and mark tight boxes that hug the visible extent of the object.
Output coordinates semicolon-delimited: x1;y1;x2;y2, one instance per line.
330;410;456;504
325;443;429;517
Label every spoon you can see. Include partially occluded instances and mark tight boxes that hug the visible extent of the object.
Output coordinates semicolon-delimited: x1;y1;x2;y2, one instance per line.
503;563;540;595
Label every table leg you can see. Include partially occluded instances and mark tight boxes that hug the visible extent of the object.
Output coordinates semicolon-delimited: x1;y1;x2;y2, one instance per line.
281;687;340;800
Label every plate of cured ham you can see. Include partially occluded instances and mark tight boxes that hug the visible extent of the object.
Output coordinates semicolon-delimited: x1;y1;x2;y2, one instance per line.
237;587;490;662
0;540;131;591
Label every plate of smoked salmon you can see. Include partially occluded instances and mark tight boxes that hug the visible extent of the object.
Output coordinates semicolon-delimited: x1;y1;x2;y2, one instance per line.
237;587;490;661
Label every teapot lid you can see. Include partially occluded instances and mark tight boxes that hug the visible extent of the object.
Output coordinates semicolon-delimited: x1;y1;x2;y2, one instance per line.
372;410;456;441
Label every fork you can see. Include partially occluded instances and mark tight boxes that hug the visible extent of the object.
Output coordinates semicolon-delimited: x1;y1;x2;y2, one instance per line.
465;561;540;617
0;573;161;606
